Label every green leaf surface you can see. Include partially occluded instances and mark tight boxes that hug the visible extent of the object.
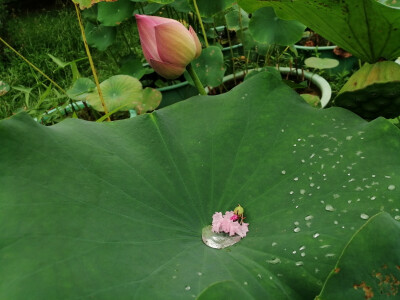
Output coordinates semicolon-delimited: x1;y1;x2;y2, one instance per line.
86;75;143;111
317;212;400;299
85;22;116;51
67;77;96;101
169;0;192;13
97;0;135;26
300;93;320;107
304;57;340;70
225;7;250;31
238;0;400;62
135;87;162;114
188;46;226;87
194;0;235;17
119;55;148;80
1;72;400;299
249;7;305;46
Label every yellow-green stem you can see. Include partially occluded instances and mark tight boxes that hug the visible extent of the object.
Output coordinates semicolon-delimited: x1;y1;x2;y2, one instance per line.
186;63;206;95
0;37;66;94
74;3;111;121
192;0;208;47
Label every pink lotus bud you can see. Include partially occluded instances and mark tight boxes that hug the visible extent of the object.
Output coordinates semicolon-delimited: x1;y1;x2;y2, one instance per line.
135;14;202;80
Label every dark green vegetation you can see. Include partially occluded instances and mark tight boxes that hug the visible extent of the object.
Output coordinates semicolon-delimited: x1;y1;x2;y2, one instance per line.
0;0;142;120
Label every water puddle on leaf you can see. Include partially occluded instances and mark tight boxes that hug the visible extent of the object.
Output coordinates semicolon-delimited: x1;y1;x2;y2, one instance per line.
202;225;241;249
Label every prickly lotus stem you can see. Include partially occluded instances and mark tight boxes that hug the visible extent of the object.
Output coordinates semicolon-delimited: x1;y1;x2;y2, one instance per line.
334;61;400;119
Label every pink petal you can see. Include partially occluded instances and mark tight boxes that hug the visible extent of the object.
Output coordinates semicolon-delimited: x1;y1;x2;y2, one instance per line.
149;59;186;80
135;14;176;63
189;26;202;59
212;212;223;232
235;222;249;238
228;221;241;236
155;22;196;67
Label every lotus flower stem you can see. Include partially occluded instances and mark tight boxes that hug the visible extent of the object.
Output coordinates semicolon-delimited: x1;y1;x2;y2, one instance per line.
74;3;111;121
186;63;207;95
0;37;66;94
192;0;209;48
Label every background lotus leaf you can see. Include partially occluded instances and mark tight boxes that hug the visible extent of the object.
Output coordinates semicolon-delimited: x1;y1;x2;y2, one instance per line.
249;7;305;46
86;74;143;111
304;57;340;70
97;0;135;26
1;72;400;299
66;77;96;101
185;46;226;87
84;21;116;51
238;0;400;62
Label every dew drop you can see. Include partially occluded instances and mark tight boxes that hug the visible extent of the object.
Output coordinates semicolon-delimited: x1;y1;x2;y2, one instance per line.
294;177;299;181
272;242;277;246
313;233;320;238
388;185;396;191
294;227;301;233
185;286;191;291
197;272;202;276
360;213;369;220
325;253;335;258
295;261;304;266
305;215;313;221
281;170;286;174
244;281;248;286
395;216;400;221
266;258;281;264
325;204;335;212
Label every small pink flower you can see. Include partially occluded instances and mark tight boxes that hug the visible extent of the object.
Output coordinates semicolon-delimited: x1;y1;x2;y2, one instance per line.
212;211;249;238
230;214;239;221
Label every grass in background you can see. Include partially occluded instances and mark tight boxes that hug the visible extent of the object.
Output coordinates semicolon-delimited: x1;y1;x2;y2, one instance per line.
0;2;141;120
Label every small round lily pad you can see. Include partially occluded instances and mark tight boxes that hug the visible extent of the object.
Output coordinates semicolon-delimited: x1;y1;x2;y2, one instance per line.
305;57;339;69
86;75;143;112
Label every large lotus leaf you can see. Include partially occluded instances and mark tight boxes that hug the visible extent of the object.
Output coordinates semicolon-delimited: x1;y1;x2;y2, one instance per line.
249;7;305;46
86;75;143;111
186;46;226;87
97;0;135;26
85;21;116;51
238;0;400;62
1;72;400;299
317;212;400;299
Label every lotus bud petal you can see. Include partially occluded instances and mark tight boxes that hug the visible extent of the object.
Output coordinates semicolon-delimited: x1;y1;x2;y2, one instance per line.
189;26;202;59
149;59;186;80
135;14;202;79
